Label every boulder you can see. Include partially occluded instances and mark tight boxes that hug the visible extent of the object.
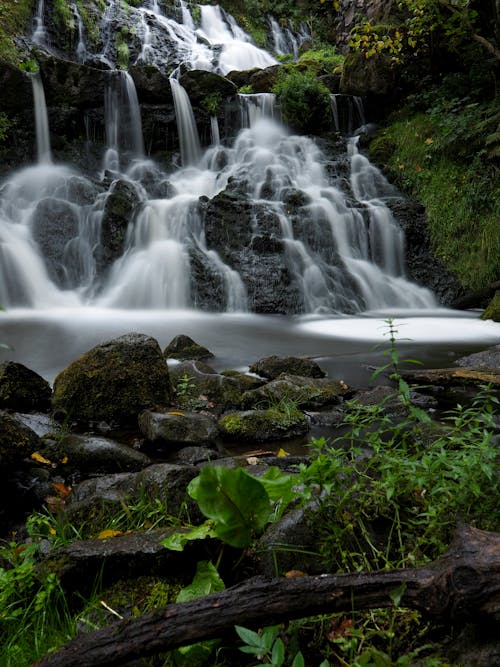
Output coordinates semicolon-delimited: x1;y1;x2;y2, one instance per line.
99;180;142;270
164;334;214;361
169;360;246;412
41;434;152;475
249;355;326;380
0;361;51;412
129;65;173;105
179;69;237;105
37;54;107;108
0;63;33;113
340;50;396;97
218;408;309;442
52;333;172;426
455;344;500;369
0;412;41;465
243;374;350;410
139;410;219;448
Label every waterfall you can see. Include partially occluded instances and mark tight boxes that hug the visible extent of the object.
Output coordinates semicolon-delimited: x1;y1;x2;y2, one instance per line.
32;0;47;45
31;73;52;165
103;71;145;172
169;78;202;166
0;1;439;316
73;2;87;62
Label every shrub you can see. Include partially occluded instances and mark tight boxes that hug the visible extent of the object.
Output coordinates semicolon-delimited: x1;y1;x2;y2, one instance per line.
273;70;331;134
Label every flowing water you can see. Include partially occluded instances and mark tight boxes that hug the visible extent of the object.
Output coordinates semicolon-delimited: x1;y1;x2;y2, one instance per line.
0;1;498;382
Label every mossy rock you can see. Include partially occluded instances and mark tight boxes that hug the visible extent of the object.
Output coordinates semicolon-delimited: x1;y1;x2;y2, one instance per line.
369;133;397;167
243;374;349;410
52;333;172;426
0;412;41;465
481;291;500;322
169;360;246;412
249;355;326;380
164;334;214;361
218;408;309;442
0;361;52;411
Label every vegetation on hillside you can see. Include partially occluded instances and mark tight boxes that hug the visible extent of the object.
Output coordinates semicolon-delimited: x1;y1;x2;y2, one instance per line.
0;0;35;64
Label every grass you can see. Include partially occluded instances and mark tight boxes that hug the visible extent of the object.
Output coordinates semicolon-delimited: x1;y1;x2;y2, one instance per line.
369;101;500;291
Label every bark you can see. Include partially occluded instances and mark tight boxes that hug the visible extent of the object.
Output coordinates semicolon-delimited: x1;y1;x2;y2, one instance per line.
401;366;500;386
33;525;500;667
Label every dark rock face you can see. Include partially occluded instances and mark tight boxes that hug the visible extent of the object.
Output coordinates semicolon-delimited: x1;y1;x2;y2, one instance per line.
454;344;500;369
169;360;245;412
0;64;33;113
52;333;172;426
99;180;141;270
179;69;237;105
0;412;41;465
249;356;326;380
38;55;107;108
139;410;219;447
0;361;52;412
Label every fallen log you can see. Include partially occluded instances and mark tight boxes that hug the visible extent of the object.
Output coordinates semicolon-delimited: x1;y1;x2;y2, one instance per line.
34;525;500;667
401;366;500;386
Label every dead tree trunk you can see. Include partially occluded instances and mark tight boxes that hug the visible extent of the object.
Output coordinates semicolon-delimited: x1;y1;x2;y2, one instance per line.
33;525;500;667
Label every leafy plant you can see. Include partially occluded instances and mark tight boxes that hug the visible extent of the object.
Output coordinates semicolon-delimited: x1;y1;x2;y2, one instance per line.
201;92;223;116
238;85;254;94
273;71;331;134
235;624;329;667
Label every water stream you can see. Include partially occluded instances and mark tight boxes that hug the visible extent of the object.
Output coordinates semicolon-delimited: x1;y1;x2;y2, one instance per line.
0;1;497;381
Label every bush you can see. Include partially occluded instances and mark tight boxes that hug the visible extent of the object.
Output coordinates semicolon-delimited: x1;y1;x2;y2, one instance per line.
273;70;331;134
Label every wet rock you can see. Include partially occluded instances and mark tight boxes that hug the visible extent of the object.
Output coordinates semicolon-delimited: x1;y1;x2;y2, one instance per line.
307;408;345;427
352;385;438;413
52;333;172;427
169;360;245;412
482;291;500;322
173;446;225;466
341;50;395;98
243;374;350;410
41;434;152;475
455;344;500;369
218;408;309;442
99;180;142;270
0;63;33;113
129;65;173;105
139;410;219;448
179;69;237;105
0;412;41;465
249;355;326;380
0;361;51;412
164;334;214;361
37;54;106;108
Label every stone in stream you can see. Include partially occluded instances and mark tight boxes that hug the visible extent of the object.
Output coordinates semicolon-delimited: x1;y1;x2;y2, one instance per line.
139;410;219;448
249;355;326;380
0;361;52;412
163;334;214;361
242;374;350;410
218;408;309;442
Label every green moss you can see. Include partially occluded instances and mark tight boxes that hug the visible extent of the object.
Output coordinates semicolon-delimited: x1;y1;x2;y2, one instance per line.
54;0;75;32
370;107;500;291
115;29;129;70
0;0;36;65
482;291;500;322
296;46;344;75
200;91;223;115
273;70;331;134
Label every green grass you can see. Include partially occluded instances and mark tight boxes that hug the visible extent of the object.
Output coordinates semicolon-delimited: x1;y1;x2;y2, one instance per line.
370;107;500;291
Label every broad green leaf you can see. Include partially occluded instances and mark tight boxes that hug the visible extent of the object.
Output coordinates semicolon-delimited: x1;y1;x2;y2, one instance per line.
161;521;216;551
389;582;406;607
176;561;224;603
188;467;271;548
234;625;263;648
291;651;305;667
259;467;297;503
271;637;285;665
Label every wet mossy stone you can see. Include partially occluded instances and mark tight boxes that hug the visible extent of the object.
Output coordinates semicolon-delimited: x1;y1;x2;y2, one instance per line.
243;374;349;410
139;410;219;448
218;408;309;442
0;412;41;465
249;355;326;380
481;291;500;322
169;360;245;412
0;361;51;412
52;333;172;427
164;334;214;361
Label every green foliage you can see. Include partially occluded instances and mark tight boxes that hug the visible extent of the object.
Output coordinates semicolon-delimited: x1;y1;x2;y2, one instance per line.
200;92;223;116
187;467;272;547
235;624;323;667
19;58;39;72
0;113;7;143
296;46;344;74
273;70;331;134
238;84;254;94
115;28;130;70
54;0;76;33
370;96;500;290
0;0;36;64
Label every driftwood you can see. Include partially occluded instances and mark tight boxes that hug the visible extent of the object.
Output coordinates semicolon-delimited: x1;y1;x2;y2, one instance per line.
33;526;500;667
402;366;500;386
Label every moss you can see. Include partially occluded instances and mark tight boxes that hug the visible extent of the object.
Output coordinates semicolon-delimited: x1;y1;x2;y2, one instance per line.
116;30;129;70
0;0;36;65
481;291;500;322
200;92;223;116
219;408;308;441
54;0;75;32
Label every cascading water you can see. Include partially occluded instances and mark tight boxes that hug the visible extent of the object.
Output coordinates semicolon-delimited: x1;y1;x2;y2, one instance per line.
31;73;52;165
0;0;438;318
32;0;47;45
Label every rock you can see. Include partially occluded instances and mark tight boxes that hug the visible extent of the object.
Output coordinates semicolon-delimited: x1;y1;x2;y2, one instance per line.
249;356;326;380
481;291;500;322
340;50;396;97
218;408;309;442
248;65;282;93
99;180;142;270
179;69;237;105
139;410;219;448
37;54;106;108
52;333;172;426
41;434;152;475
255;505;327;577
169;360;245;412
164;334;214;361
65;463;199;524
0;362;52;412
129;65;173;104
173;446;225;466
243;374;350;410
455;344;500;369
0;412;41;465
0;63;33;113
352;385;438;413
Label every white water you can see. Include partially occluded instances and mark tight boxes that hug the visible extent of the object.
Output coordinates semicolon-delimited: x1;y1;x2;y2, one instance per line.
31;73;52;165
169;78;202;166
32;0;47;45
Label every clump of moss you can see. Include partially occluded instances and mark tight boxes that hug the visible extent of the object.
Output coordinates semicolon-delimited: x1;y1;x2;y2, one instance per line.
0;0;36;65
115;28;129;70
273;70;331;134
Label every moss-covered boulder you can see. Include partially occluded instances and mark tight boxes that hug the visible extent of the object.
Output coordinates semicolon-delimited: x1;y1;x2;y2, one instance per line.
100;180;141;270
139;410;219;448
179;69;237;105
164;334;214;361
52;333;172;426
340;50;396;97
481;291;500;322
218;408;309;442
169;360;246;412
0;412;41;465
0;361;52;412
249;355;326;380
243;374;350;410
